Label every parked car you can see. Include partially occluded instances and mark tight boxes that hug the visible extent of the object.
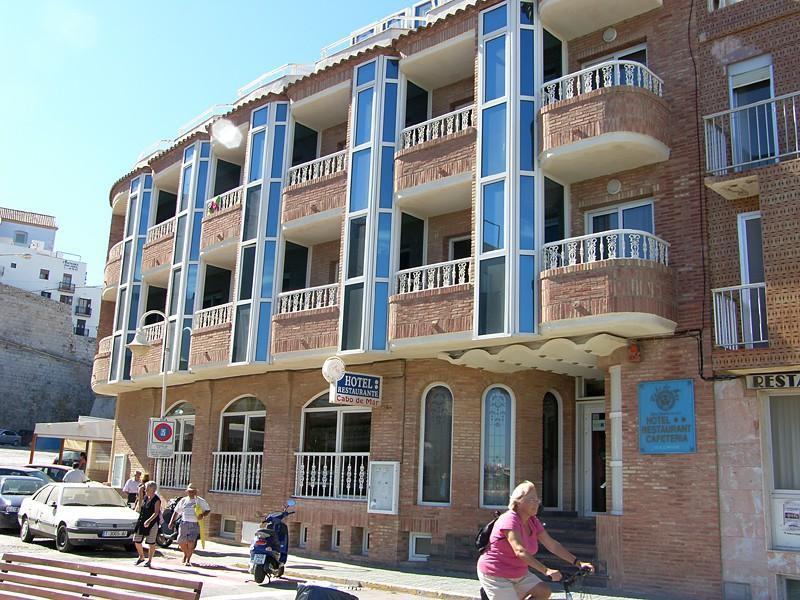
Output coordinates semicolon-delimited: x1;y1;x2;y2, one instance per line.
18;483;139;552
0;430;22;446
0;467;54;487
25;464;71;483
0;476;44;529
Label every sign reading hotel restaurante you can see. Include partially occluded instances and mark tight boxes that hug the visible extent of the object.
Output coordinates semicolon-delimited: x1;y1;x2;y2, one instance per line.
746;372;800;389
332;372;382;407
638;379;696;454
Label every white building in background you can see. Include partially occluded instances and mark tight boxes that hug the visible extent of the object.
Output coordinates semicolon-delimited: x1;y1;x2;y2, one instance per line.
0;207;100;337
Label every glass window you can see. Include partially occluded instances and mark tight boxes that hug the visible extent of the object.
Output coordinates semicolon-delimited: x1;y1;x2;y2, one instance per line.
169;268;182;316
252;107;268;128
239;246;255;301
383;83;398;143
180;165;193;211
520;29;535;97
138;191;152;236
13;231;27;245
770;396;800;490
190;212;202;261
342;284;364;350
520;176;535;250
386;59;399;80
194;161;208;210
349;149;371;212
260;241;276;297
482;387;512;506
421;386;453;504
243;186;261;241
479;257;505;335
519;255;535;333
357;62;376;86
271;125;286;178
249;130;266;182
255;301;271;361
520;1;534;25
355;88;375;146
520;101;535;171
481;104;506;177
376;213;392;277
372;281;389;350
482;4;506;35
221;414;245;451
232;304;251;362
543;29;563;84
130;177;140;194
484;36;506;102
184;264;198;314
482;181;505;252
183;146;195;163
127;285;140;331
126;198;137;237
348;217;368;278
379;147;394;209
544;178;565;244
266;182;281;238
120;241;131;282
275;103;288;122
174;215;187;260
115;287;127;330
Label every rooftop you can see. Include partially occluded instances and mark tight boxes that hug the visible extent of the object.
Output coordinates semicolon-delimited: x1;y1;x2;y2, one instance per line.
0;207;58;230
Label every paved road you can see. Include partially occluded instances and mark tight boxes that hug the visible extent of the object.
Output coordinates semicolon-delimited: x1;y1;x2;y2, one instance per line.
0;445;57;467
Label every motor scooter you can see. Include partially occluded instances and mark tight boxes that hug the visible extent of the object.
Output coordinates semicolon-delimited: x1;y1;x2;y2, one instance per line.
249;498;296;584
156;495;183;548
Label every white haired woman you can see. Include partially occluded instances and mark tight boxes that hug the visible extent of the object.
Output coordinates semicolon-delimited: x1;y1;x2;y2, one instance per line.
477;481;594;599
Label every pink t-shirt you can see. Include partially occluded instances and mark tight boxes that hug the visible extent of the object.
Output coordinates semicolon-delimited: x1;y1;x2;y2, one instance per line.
477;511;545;579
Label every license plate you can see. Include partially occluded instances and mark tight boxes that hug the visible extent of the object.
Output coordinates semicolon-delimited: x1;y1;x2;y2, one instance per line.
6;507;18;513
251;554;266;565
101;530;128;537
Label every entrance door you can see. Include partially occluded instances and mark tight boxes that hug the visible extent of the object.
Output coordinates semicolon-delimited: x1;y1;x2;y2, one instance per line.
577;401;606;516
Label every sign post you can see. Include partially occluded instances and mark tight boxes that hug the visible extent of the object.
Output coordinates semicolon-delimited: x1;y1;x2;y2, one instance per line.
147;418;176;459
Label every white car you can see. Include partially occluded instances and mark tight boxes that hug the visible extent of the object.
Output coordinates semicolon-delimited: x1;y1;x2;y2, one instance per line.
18;483;139;552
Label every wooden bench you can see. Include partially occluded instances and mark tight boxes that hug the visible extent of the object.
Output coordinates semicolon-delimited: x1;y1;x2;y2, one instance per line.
0;553;203;600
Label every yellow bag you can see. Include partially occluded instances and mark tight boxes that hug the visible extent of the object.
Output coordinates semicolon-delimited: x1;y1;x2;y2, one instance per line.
194;503;207;549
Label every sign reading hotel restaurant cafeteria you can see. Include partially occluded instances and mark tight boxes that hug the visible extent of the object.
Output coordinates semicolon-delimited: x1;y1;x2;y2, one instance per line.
331;372;382;407
746;372;800;389
638;379;696;454
147;418;176;459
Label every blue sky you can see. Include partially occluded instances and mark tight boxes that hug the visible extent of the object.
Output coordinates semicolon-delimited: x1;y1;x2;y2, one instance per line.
0;0;405;285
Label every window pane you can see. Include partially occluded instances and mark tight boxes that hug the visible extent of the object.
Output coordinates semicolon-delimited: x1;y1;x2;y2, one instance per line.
479;257;505;335
127;285;140;331
226;397;264;413
520;1;534;25
520;176;534;250
261;241;276;297
372;281;389;350
520;29;534;97
252;106;268;128
221;415;245;452
349;149;371;213
591;212;618;233
482;5;506;35
544;177;565;244
383;83;398;143
341;412;371;452
190;211;203;261
249;130;265;182
239;246;255;300
243;186;260;241
265;182;281;237
520;100;535;171
484;36;505;102
483;387;512;506
133;238;144;281
348;217;367;278
275;103;288;122
342;284;364;350
169;268;181;316
543;29;563;84
386;59;399;79
376;213;392;277
232;304;251;362
120;241;131;282
255;301;271;361
379;147;394;209
126;196;137;237
271;124;286;178
303;411;337;452
770;396;800;490
355;88;374;146
422;386;452;503
194;160;208;209
183;146;195;163
247;416;265;452
184;264;198;315
482;181;505;252
357;62;376;86
481;104;506;176
174;215;187;260
180;165;193;211
519;255;535;333
621;204;654;233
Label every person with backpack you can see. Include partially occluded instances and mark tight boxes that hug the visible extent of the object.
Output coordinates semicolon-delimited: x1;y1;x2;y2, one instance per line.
477;481;593;599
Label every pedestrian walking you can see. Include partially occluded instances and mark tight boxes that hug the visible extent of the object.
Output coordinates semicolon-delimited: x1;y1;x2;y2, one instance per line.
134;472;151;512
133;481;161;568
122;470;142;506
62;461;87;483
169;483;210;566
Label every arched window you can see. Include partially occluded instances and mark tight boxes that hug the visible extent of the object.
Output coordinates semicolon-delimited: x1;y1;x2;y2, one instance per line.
219;396;266;453
166;401;195;453
297;392;370;499
482;386;514;508
159;402;195;488
541;392;561;509
419;385;453;505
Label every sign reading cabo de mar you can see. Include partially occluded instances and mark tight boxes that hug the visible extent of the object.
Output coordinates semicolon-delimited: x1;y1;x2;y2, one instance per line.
332;372;382;407
638;379;696;454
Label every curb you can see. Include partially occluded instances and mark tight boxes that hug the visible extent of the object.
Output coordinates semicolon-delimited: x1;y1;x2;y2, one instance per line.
282;568;478;600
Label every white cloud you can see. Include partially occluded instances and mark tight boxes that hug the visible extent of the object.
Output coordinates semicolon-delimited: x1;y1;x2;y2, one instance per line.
41;1;100;50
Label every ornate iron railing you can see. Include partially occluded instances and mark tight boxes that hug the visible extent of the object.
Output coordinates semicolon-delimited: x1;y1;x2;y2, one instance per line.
395;258;472;295
287;150;348;186
400;105;475;150
712;283;768;349
294;452;369;500
277;284;339;314
541;60;664;107
541;230;669;270
210;451;262;495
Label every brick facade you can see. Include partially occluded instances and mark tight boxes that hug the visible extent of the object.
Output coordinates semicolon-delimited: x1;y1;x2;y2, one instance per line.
200;203;242;253
271;306;340;354
389;284;473;340
103;253;121;289
141;233;174;274
394;129;476;192
282;172;348;223
190;323;232;368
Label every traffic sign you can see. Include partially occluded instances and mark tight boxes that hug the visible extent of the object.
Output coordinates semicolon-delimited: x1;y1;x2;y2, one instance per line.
147;418;176;459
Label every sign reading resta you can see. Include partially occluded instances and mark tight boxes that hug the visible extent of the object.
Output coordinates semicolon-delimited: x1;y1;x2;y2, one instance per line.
746;373;800;389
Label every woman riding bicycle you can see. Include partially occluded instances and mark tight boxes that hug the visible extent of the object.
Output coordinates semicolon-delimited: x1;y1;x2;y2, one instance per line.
477;481;594;599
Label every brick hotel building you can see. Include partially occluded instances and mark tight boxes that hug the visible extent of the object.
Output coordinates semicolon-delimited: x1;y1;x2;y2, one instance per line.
91;1;800;598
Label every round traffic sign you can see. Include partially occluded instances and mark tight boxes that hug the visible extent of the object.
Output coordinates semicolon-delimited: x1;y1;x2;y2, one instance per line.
153;422;173;442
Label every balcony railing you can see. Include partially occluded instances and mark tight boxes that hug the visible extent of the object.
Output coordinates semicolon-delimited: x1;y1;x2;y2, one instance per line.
58;281;76;293
98;336;113;355
75;305;92;317
142;322;165;343
145;217;176;244
206;185;243;216
704;91;799;175
108;240;124;262
277;284;339;314
210;451;262;495
712;283;768;349
396;258;472;295
157;451;192;489
287;150;348;186
194;302;234;329
74;327;89;337
542;230;670;270
400;105;475;150
294;452;369;500
320;14;425;60
541;60;664;107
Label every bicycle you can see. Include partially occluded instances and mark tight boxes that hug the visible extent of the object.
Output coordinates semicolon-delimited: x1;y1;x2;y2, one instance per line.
478;565;593;600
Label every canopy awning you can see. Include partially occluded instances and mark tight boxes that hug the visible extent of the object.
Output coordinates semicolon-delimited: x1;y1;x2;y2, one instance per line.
33;416;114;442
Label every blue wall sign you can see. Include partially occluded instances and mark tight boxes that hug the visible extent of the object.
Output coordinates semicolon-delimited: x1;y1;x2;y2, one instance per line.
332;372;382;407
638;379;696;454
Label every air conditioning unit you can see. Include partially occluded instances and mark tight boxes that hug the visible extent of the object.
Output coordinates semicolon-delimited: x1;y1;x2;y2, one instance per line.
29;240;45;251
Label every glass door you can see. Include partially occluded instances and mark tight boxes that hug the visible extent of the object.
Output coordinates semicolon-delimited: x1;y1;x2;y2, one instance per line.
578;401;606;516
730;60;777;169
738;212;767;348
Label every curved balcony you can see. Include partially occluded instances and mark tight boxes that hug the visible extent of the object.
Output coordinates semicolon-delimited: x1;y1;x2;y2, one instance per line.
90;336;113;391
389;258;473;342
539;0;662;40
282;151;348;246
540;61;670;183
102;241;123;301
201;186;242;269
190;303;233;369
130;322;165;377
395;106;476;196
272;284;340;355
540;230;675;337
141;218;176;286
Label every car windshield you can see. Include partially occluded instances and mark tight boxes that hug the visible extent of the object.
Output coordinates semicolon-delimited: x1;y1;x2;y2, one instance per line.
26;471;54;484
61;488;127;507
1;479;40;495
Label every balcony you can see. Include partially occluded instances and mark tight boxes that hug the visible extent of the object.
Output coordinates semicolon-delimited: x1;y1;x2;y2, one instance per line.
156;452;191;490
130;322;165;377
210;451;262;495
91;336;113;390
395;106;476;194
540;230;675;337
389;258;473;341
141;217;176;285
272;284;340;355
539;0;662;40
75;305;92;317
282;151;348;245
201;186;242;269
189;303;233;369
294;452;369;501
73;327;89;337
703;91;800;199
540;61;670;183
58;281;76;293
102;241;123;300
712;283;768;350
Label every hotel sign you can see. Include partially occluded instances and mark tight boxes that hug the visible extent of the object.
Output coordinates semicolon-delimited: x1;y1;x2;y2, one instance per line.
638;379;696;454
746;373;800;389
331;372;382;407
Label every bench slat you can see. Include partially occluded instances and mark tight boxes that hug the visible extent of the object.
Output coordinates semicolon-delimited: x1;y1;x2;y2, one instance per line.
0;563;198;600
0;554;201;595
0;578;95;599
0;571;149;600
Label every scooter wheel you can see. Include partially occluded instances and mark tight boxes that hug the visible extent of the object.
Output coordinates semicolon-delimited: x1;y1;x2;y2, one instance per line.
253;564;266;584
